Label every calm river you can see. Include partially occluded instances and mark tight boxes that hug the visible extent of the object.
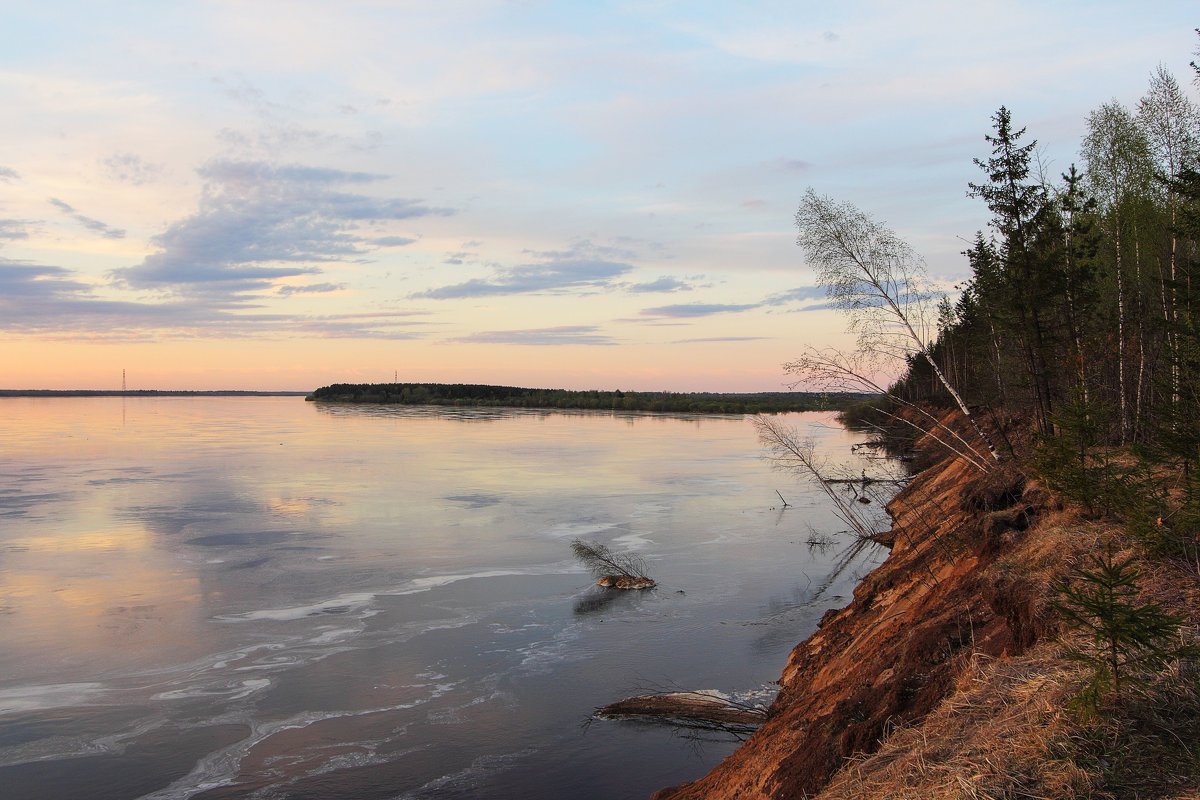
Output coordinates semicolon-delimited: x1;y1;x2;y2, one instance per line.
0;398;886;799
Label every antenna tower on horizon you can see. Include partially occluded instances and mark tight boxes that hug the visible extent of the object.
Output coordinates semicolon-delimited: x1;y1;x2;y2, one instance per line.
122;369;126;392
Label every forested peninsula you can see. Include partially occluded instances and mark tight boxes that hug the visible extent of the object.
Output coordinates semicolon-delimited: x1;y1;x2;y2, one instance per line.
305;382;869;414
654;53;1200;800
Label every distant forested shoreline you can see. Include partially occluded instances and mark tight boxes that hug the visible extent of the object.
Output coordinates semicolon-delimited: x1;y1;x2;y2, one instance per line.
305;382;872;414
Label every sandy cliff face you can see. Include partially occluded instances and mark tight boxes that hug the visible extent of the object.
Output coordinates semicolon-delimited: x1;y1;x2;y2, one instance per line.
655;420;1053;799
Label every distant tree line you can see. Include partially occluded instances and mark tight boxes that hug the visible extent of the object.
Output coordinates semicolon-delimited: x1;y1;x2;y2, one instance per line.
306;382;871;414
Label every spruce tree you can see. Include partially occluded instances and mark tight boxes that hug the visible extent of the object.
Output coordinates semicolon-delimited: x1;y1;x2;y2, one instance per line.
1056;548;1192;703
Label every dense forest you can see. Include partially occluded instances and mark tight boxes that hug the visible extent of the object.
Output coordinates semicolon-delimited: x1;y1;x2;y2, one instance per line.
891;64;1200;560
794;59;1200;566
306;382;869;414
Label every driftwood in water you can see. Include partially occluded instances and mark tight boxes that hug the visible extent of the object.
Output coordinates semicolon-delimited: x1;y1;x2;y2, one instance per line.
596;691;767;733
595;574;656;589
571;539;655;589
823;475;908;486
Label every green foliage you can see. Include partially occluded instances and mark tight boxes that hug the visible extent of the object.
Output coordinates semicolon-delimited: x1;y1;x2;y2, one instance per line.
1037;394;1122;516
1055;548;1193;706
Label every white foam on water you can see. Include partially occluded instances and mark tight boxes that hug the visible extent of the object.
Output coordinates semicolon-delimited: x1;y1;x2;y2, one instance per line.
133;688;458;800
539;520;623;539
152;678;271;703
629;502;670;517
0;682;105;714
306;627;360;646
390;569;532;595
216;562;584;625
611;531;654;551
215;592;378;622
515;624;586;674
390;747;537;800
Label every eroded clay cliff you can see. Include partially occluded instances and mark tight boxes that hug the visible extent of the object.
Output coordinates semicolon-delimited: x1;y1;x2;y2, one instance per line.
655;415;1056;799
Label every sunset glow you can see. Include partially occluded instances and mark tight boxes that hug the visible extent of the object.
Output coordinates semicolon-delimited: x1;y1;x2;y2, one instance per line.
1;2;1194;391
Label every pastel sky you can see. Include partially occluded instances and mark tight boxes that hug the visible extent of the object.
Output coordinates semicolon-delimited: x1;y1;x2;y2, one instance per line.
1;1;1196;391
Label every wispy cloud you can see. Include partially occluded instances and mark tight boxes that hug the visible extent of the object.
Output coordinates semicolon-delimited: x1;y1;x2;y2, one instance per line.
102;152;162;186
763;286;826;305
626;276;694;293
0;259;429;340
785;302;842;313
1;259;201;336
416;259;632;299
48;198;126;240
0;220;31;240
673;336;771;343
277;282;345;296
641;303;759;317
114;159;454;300
416;239;674;299
450;325;617;346
0;167;19;183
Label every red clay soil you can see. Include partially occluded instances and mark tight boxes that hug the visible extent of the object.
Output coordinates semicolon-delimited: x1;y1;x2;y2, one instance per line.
654;414;1053;800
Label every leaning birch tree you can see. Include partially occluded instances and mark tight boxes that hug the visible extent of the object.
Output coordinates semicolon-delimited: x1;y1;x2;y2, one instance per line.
793;188;1001;465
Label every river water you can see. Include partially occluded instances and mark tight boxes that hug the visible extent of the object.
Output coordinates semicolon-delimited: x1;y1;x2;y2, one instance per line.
0;398;887;799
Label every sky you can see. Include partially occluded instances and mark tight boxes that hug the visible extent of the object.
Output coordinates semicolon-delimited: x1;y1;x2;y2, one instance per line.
1;1;1197;392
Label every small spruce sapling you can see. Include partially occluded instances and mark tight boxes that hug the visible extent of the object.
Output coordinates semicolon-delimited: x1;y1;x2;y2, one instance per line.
1055;547;1194;705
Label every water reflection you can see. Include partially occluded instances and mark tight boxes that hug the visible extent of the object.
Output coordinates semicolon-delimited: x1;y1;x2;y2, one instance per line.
0;398;886;799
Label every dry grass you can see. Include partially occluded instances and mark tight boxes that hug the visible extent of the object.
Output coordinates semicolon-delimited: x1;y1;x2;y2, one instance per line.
815;512;1200;800
816;647;1091;799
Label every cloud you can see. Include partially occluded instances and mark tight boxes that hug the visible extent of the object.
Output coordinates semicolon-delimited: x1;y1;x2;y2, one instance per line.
114;159;454;299
293;311;429;339
416;258;632;299
0;259;200;335
417;238;649;299
373;236;418;247
450;325;616;346
674;336;771;343
0;219;31;240
0;167;19;183
441;249;475;265
48;198;126;240
627;276;694;293
785;302;842;313
763;286;827;305
277;282;345;295
0;259;429;340
522;239;638;262
641;302;759;317
769;158;812;172
102;152;162;186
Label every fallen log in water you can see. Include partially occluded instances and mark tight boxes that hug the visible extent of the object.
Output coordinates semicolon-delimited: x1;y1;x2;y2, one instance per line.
596;691;767;731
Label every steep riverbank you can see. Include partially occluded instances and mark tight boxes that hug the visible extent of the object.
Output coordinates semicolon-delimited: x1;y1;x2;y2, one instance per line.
654;410;1093;798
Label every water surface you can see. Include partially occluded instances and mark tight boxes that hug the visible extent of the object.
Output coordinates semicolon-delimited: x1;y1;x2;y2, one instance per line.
0;398;887;799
